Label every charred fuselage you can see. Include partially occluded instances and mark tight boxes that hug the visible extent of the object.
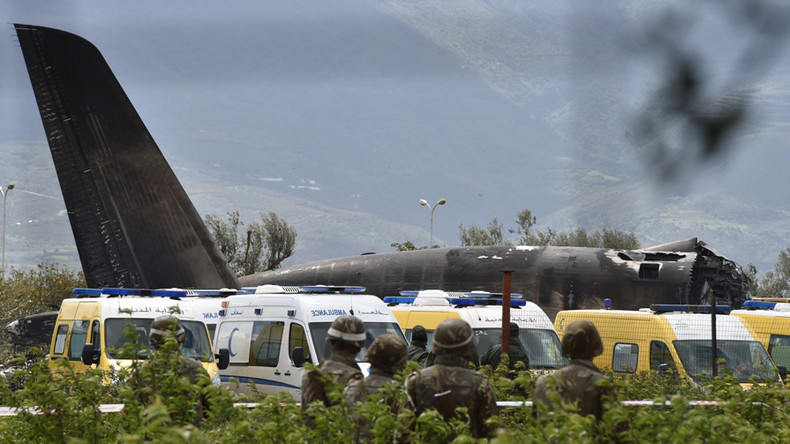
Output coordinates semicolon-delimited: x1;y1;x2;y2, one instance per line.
242;239;748;320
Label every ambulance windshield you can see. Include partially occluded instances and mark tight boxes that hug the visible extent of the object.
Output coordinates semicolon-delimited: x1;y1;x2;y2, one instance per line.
475;328;568;369
104;318;215;362
310;321;405;362
673;339;777;383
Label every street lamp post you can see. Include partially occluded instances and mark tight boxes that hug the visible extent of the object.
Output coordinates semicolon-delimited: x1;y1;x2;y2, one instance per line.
1;183;14;276
419;198;446;247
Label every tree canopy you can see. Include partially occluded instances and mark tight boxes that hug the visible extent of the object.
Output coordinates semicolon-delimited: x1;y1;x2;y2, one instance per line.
204;211;297;275
458;208;640;249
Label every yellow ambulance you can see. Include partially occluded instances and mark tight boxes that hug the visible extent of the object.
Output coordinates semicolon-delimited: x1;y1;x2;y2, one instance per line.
384;290;567;369
49;288;230;385
554;304;779;385
731;300;790;377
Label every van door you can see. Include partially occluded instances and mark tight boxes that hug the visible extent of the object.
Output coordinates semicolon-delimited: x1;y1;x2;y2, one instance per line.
283;320;311;392
68;320;92;372
215;321;252;392
247;320;288;395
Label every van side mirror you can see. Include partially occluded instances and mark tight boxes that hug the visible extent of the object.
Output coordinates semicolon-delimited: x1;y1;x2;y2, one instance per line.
292;347;305;367
81;343;100;366
216;348;230;370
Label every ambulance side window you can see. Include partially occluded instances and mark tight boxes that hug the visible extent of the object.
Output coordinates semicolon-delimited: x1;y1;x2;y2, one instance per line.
289;323;310;364
68;320;90;360
649;341;676;373
91;320;101;347
612;342;638;373
53;324;69;355
249;321;284;367
768;334;790;370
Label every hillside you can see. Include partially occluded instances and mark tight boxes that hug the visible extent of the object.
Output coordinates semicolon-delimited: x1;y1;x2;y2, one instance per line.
2;1;789;277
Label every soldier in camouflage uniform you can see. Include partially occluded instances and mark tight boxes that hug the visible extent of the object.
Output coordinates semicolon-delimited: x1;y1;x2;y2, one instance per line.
480;322;530;372
142;316;210;425
534;320;616;421
406;318;498;438
406;325;429;367
301;315;365;412
345;334;408;405
147;315;205;383
345;334;408;443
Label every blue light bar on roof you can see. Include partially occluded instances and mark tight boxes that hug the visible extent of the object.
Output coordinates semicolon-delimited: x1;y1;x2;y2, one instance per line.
448;298;527;307
649;304;731;314
464;291;524;299
187;289;251;297
100;288;187;298
383;296;416;304
743;300;777;310
72;288;102;296
297;285;366;293
399;290;523;299
384;295;526;307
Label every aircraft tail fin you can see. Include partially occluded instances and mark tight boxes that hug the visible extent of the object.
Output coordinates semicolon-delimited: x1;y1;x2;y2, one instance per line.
14;24;239;289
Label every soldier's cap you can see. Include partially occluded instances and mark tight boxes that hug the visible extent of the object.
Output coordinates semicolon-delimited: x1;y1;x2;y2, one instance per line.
561;320;604;359
366;334;408;373
326;314;366;343
411;325;428;343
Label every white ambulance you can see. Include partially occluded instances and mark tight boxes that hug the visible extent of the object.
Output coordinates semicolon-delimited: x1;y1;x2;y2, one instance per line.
213;285;405;397
384;290;567;369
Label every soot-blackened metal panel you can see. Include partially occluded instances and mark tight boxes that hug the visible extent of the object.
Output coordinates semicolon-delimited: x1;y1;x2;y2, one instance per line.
15;24;239;289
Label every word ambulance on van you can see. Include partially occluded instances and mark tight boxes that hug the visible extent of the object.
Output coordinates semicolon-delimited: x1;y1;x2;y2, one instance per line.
213;285;406;398
384;289;567;369
554;304;780;385
731;299;790;378
50;288;230;385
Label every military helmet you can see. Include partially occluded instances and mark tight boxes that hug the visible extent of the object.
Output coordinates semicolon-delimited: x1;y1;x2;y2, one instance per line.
432;318;475;356
411;325;428;343
149;315;186;348
365;334;407;373
326;315;366;347
561;320;604;359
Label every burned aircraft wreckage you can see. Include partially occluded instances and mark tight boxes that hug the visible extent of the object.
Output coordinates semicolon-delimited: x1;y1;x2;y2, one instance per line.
240;238;749;319
7;24;750;344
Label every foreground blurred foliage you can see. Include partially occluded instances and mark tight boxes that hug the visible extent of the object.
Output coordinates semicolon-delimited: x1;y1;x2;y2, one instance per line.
1;351;789;443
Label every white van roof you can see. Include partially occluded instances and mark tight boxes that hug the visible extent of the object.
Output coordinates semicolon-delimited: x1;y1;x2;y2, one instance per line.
562;307;754;341
385;289;554;330
223;284;399;324
68;287;244;322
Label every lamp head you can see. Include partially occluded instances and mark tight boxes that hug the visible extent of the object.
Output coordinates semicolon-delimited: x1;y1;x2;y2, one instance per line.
419;199;428;206
437;198;446;206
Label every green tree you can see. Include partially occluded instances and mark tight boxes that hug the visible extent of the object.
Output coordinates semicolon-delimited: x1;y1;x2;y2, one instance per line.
204;211;242;266
745;263;760;297
511;209;538;245
0;262;85;360
463;209;640;248
753;249;790;299
204;211;297;275
257;211;297;271
459;218;508;246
